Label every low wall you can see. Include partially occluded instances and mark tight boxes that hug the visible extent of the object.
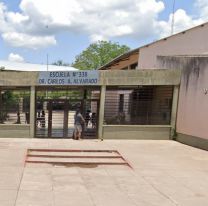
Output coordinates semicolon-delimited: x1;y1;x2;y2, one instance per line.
177;133;208;151
102;125;171;139
0;125;30;138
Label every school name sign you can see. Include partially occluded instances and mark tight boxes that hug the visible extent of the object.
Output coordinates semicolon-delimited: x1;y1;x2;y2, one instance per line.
38;70;99;85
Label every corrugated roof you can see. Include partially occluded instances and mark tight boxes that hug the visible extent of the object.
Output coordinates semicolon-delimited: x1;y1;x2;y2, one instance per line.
0;60;78;71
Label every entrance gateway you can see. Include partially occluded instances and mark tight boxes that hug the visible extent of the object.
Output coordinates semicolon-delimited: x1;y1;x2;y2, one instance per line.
35;70;100;139
35;87;100;138
0;69;180;140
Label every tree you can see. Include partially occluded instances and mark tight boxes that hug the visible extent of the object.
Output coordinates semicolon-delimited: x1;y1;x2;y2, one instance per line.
0;91;15;123
72;41;130;70
52;60;70;66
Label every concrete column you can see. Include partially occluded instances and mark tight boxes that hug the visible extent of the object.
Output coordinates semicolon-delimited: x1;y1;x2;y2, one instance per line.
98;85;106;139
30;86;36;138
170;85;179;139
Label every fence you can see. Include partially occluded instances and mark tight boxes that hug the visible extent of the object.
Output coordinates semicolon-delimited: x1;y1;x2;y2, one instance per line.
0;88;30;125
104;86;173;125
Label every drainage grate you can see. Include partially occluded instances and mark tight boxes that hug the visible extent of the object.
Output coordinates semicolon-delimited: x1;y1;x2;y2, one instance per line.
25;149;132;168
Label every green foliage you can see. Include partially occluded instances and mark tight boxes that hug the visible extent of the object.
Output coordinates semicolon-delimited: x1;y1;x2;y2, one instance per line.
0;91;16;123
37;90;83;100
0;111;7;123
2;91;16;107
52;60;70;66
72;41;130;70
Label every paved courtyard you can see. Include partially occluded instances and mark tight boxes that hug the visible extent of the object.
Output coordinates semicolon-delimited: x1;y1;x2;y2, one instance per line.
0;138;208;206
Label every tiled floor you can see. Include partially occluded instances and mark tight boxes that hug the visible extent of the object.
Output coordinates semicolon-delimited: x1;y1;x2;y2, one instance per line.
0;138;207;206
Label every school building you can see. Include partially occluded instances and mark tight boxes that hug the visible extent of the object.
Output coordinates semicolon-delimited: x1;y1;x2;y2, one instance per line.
0;23;208;151
100;22;208;150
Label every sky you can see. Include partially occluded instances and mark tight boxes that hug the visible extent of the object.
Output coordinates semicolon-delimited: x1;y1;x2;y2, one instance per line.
0;0;208;65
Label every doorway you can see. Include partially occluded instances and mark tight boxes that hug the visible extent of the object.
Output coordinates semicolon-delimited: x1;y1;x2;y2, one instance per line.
35;87;100;139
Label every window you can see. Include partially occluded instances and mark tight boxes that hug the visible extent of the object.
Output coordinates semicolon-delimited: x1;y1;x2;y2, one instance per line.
0;88;30;124
104;86;173;125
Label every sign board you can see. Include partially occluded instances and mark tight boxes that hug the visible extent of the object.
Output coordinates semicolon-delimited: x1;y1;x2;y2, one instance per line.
38;70;99;85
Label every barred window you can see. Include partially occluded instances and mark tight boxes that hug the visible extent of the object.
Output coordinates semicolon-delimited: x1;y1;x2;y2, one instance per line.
0;88;30;124
104;86;173;125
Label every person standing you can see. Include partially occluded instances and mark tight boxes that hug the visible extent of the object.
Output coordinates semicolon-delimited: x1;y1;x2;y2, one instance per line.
16;111;21;124
74;108;85;140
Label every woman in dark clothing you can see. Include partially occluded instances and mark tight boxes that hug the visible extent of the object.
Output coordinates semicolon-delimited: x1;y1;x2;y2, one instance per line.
74;109;85;140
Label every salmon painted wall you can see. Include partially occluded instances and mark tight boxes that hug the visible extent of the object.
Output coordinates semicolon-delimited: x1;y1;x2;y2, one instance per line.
138;24;208;69
158;56;208;140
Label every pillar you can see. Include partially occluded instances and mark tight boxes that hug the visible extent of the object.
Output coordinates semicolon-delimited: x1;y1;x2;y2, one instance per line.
30;86;36;138
98;85;106;139
170;85;179;139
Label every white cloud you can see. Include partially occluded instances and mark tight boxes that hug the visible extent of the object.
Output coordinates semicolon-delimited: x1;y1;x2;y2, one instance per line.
6;12;29;24
0;0;207;49
0;0;166;48
0;3;11;33
8;53;25;62
157;0;208;38
17;0;166;40
195;0;208;20
158;9;203;38
2;32;56;49
90;34;107;42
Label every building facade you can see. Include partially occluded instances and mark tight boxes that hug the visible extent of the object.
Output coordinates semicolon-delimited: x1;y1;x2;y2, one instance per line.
98;22;208;150
158;56;208;150
0;69;180;140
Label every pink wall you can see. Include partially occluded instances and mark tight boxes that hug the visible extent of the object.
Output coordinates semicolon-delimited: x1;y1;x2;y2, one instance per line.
166;57;208;140
138;24;208;69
